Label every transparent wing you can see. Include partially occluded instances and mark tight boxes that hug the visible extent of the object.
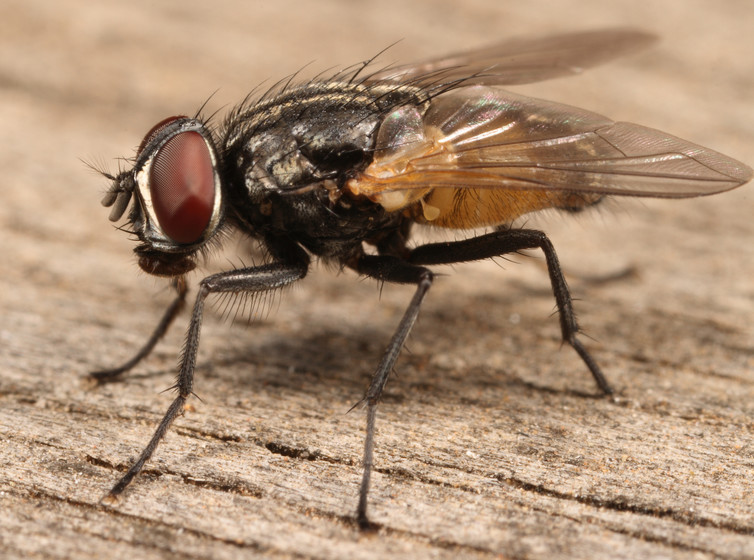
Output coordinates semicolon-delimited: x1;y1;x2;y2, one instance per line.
347;86;752;227
365;29;657;88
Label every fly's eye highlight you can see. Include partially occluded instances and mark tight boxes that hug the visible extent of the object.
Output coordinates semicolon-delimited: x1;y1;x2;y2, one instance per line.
149;130;216;244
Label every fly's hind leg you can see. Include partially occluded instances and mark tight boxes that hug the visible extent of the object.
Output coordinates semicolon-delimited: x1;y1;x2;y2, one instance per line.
409;228;613;395
91;276;189;382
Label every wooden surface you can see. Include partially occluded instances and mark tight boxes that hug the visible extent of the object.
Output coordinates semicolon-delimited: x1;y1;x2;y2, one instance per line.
1;1;753;558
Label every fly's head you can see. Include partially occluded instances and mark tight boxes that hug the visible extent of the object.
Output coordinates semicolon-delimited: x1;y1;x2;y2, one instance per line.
102;116;224;277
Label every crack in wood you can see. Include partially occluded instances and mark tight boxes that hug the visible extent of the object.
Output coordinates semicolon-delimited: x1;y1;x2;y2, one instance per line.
499;475;754;536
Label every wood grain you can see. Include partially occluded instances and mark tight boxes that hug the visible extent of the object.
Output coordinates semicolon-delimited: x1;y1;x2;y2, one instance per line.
1;1;753;558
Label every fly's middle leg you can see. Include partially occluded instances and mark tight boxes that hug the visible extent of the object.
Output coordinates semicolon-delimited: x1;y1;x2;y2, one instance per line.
350;253;434;529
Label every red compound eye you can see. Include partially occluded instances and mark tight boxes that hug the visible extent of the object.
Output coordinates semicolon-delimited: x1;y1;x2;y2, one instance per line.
149;131;216;244
138;115;186;155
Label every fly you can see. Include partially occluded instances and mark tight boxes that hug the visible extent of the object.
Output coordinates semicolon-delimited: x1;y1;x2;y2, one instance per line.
93;29;752;528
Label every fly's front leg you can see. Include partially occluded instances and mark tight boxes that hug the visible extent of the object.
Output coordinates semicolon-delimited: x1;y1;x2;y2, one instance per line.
104;252;309;502
409;228;613;395
91;276;188;382
350;254;434;529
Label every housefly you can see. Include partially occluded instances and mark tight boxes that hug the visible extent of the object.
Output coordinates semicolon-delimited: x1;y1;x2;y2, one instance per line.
94;29;752;527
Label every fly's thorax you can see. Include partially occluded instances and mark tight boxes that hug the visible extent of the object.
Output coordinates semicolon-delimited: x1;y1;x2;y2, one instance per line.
220;81;428;244
223;82;426;195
